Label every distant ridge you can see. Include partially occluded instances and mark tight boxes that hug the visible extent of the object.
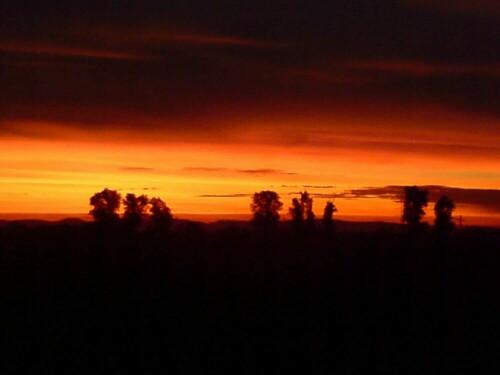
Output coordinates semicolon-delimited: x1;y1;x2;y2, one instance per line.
0;213;498;227
0;218;87;228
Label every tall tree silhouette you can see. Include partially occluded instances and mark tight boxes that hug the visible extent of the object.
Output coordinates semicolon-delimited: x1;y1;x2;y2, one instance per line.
289;191;315;229
123;193;149;228
402;186;428;230
301;191;315;222
250;190;283;228
434;195;456;233
289;198;303;225
89;188;121;222
323;201;338;228
149;197;173;230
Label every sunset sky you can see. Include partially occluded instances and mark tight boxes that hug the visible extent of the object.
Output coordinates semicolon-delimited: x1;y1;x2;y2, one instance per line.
1;1;499;225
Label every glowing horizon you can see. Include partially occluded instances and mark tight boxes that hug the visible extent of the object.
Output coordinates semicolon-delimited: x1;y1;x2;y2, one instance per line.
1;128;498;226
1;2;498;225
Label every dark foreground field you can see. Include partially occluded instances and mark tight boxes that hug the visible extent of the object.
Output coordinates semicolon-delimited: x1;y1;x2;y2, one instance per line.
1;219;499;374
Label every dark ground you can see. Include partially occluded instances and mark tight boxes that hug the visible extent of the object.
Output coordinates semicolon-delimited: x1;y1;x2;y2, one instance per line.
1;219;499;374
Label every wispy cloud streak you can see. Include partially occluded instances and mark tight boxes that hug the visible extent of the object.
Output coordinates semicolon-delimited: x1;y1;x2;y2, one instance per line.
349;60;500;77
0;42;149;61
157;32;289;48
198;194;250;198
237;168;297;176
183;167;298;176
339;185;500;213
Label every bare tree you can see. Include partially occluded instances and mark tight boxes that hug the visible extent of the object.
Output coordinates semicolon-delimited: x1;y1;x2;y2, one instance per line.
251;190;283;228
402;186;428;230
89;188;121;222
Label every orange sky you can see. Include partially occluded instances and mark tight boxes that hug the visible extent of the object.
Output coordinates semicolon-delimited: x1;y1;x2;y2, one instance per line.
0;1;498;225
1;115;498;225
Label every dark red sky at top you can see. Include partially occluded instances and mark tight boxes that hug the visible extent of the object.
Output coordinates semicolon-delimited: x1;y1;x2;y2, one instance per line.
1;0;498;131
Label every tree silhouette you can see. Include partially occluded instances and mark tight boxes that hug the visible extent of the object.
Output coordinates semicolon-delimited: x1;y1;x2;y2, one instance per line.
301;191;315;222
250;190;283;228
434;195;456;233
89;188;121;222
123;193;149;228
149;197;173;230
323;201;338;228
289;198;303;224
289;191;315;230
402;186;428;230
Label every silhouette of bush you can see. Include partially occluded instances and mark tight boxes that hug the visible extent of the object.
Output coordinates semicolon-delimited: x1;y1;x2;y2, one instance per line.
402;186;428;231
89;188;121;222
250;190;283;228
123;193;149;228
323;201;338;228
434;195;456;233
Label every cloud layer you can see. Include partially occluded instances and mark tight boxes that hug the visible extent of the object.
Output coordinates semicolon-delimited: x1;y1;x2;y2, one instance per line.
337;186;500;214
1;0;498;136
196;185;499;215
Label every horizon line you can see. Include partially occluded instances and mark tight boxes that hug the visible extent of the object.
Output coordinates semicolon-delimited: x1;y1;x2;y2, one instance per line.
0;212;498;227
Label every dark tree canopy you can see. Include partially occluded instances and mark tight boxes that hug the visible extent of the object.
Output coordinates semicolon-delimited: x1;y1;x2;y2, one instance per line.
250;190;283;227
402;186;428;229
123;193;149;227
149;197;173;229
434;195;456;233
89;188;121;222
323;201;338;227
289;198;303;224
301;191;315;222
289;191;315;226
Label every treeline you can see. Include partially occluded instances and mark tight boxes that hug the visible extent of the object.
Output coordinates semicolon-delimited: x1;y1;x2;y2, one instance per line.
89;188;172;230
90;185;456;234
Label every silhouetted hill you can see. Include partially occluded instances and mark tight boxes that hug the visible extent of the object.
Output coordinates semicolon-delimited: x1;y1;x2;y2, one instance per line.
0;217;418;230
0;217;87;228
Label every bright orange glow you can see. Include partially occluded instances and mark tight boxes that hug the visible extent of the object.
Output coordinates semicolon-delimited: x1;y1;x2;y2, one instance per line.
1;2;497;227
1;117;498;226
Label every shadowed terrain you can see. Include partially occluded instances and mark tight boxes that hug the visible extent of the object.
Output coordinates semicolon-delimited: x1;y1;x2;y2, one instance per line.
1;219;499;373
